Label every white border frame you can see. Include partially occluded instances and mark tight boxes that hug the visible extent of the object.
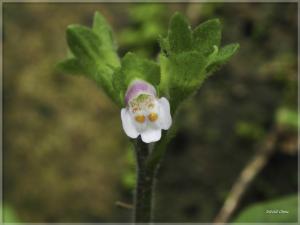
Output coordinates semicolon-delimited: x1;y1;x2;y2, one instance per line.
0;1;298;224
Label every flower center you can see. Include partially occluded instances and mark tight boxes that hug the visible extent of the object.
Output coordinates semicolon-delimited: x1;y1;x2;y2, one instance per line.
130;94;159;123
148;112;158;122
135;115;146;123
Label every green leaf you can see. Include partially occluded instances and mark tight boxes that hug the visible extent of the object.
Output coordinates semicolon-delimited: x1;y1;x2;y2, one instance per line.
193;19;221;55
158;54;170;97
160;51;207;112
168;12;193;54
93;11;116;50
56;58;85;75
151;14;239;171
64;23;121;105
112;67;125;106
67;24;119;69
66;25;103;62
206;43;239;75
158;35;170;55
233;195;298;223
122;52;160;87
93;11;120;67
75;61;120;106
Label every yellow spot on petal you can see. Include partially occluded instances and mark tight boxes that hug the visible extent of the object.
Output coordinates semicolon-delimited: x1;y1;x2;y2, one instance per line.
135;115;145;123
148;112;158;122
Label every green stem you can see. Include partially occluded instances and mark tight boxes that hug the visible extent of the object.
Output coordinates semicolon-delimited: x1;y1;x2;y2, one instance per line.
133;138;156;224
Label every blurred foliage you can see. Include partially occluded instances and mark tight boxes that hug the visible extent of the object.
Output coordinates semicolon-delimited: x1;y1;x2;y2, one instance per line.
276;107;299;130
121;145;136;190
2;205;20;223
118;4;168;57
235;121;265;141
233;195;298;222
3;2;298;223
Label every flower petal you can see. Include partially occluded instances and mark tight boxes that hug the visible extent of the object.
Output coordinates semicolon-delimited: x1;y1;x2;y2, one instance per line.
125;79;157;105
158;97;172;130
141;128;161;143
132;115;148;133
121;108;139;138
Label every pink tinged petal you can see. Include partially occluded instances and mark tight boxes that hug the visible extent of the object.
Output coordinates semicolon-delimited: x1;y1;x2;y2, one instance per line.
121;108;139;138
125;80;156;105
158;97;172;130
141;128;162;143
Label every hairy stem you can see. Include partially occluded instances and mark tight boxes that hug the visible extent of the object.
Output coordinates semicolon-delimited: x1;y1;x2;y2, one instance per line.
133;138;156;224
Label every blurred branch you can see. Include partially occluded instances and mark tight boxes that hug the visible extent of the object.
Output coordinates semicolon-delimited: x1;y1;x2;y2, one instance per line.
115;201;133;210
214;126;279;224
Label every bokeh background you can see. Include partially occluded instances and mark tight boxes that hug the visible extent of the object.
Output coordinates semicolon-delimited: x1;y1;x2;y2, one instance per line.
2;2;298;223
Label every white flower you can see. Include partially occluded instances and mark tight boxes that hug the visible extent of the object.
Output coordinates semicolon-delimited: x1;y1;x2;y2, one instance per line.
121;80;172;143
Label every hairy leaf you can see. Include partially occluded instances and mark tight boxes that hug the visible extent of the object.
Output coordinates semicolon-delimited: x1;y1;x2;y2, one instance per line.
93;11;120;67
121;52;160;87
168;12;193;54
160;51;207;112
158;35;170;55
56;58;85;75
206;43;239;75
193;19;222;55
93;11;116;50
66;25;103;62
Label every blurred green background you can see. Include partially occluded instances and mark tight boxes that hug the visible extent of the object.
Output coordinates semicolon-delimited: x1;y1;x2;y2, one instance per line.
3;2;298;223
